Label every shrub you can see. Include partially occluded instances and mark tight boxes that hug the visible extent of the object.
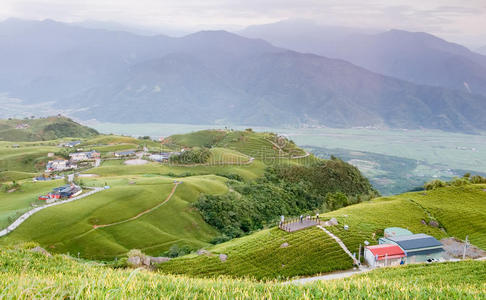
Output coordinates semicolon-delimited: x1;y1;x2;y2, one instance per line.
424;179;447;190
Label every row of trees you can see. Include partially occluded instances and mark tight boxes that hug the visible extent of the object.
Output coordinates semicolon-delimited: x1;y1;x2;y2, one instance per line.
424;173;486;190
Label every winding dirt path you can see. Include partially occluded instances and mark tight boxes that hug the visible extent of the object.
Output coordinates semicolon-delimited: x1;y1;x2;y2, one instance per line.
92;182;180;230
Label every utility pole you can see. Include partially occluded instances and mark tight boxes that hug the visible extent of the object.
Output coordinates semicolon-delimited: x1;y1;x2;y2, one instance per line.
463;235;469;260
358;244;361;264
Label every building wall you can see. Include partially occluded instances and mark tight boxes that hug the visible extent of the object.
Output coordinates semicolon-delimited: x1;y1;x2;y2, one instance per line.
364;250;404;268
405;252;443;263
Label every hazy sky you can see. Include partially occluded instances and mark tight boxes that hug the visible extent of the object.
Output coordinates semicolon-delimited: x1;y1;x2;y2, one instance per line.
1;0;485;48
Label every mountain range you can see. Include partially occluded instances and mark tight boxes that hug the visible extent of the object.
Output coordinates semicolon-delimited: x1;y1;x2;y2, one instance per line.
241;20;486;97
1;18;486;132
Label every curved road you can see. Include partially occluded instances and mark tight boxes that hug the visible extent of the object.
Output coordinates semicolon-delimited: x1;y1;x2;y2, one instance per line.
0;187;104;237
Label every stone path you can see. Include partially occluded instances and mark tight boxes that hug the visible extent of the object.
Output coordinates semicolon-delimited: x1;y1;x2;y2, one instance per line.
0;187;104;237
317;225;360;265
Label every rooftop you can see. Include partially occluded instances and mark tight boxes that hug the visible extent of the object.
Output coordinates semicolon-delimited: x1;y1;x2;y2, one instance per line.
387;234;443;250
366;244;405;260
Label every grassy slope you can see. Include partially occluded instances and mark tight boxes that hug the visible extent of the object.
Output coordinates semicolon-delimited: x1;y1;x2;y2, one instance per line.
89;159;266;181
0;142;59;174
169;129;307;160
158;227;353;280
0;180;63;228
325;184;486;256
158;185;486;279
0;116;98;142
412;184;486;249
1;175;227;259
0;246;484;299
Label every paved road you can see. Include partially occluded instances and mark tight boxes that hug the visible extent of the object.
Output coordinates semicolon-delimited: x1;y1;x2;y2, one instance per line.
0;187;104;237
286;267;371;285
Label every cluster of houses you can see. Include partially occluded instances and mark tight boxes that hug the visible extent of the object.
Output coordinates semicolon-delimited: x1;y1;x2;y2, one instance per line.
45;150;100;172
364;227;444;268
38;184;82;203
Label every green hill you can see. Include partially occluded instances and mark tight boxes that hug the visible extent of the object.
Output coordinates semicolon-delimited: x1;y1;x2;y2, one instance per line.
1;175;226;259
167;129;308;160
158;227;353;280
0;245;484;298
0;129;376;261
0;116;99;142
157;184;486;279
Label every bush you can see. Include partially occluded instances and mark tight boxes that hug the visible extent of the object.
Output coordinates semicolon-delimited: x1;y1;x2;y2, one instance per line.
165;245;192;258
170;148;211;164
424;179;447;190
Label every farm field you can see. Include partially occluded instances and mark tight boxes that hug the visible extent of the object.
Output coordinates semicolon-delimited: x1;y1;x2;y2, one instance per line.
158;227;353;280
158;184;486;279
285;127;486;174
411;184;486;250
0;245;485;299
325;184;486;258
0;175;227;259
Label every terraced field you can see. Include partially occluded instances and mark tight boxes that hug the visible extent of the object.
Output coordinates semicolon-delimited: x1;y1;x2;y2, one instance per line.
1;175;228;259
411;184;486;249
159;184;485;278
159;227;353;280
1;245;485;298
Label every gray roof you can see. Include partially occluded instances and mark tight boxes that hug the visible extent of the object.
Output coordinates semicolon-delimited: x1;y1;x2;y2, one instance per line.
388;234;442;250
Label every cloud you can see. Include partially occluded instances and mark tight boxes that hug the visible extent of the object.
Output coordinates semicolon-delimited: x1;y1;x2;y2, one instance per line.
1;0;485;47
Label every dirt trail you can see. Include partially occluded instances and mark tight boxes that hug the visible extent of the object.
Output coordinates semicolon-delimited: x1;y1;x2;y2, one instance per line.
93;182;179;230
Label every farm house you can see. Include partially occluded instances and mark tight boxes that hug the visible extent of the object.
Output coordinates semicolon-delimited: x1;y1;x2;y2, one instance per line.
380;233;444;263
364;244;406;268
38;184;82;203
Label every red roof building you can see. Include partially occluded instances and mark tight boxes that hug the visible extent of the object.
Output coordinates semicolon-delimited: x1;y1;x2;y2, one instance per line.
364;244;406;267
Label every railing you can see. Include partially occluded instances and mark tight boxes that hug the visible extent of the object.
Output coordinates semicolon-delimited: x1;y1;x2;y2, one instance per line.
278;216;321;232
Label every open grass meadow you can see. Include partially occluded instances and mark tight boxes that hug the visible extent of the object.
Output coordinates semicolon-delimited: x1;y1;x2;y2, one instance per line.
0;141;59;174
0;175;228;259
158;227;353;280
0;245;484;299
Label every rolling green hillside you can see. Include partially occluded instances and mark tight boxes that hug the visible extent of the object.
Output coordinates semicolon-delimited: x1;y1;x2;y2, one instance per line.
167;129;308;160
0;116;98;142
1;175;226;259
0;129;376;261
0;245;484;298
157;184;486;279
158;227;353;280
